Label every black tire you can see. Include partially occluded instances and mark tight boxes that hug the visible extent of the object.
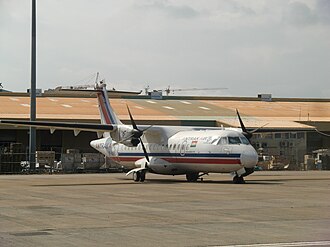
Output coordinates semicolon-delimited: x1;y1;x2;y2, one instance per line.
133;171;141;182
233;176;245;184
186;172;199;182
140;171;146;182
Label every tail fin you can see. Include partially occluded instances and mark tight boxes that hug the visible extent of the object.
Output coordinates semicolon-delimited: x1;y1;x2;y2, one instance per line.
95;81;122;125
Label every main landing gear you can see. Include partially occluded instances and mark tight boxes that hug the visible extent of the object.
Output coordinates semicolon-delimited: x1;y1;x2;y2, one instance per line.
133;170;146;182
186;172;208;182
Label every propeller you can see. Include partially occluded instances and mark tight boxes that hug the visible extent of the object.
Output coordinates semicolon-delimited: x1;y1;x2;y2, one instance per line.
236;109;269;140
236;109;253;140
126;105;150;162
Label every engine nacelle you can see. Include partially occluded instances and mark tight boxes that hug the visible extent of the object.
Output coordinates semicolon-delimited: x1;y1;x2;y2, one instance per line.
111;125;141;147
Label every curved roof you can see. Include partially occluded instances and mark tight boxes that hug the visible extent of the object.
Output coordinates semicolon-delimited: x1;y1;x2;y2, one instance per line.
0;94;329;130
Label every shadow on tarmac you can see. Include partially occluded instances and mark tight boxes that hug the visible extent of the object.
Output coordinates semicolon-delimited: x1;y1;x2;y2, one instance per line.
33;177;284;186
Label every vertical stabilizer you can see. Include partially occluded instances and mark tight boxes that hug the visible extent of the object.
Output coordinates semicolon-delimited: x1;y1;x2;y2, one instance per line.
95;81;122;125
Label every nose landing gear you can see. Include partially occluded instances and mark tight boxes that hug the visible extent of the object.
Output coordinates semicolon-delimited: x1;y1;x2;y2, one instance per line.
133;170;146;182
233;175;245;184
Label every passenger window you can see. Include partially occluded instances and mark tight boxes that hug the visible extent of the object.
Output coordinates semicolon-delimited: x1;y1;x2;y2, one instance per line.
177;144;181;150
228;137;241;145
173;144;176;150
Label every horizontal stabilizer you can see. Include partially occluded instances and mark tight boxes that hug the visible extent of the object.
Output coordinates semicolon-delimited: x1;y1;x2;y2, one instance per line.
0;119;114;133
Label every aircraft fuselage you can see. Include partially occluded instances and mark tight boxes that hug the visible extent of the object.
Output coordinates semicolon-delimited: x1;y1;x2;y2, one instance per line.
91;129;258;175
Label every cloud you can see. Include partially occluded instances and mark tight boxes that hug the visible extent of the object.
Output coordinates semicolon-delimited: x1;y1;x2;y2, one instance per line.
137;0;200;19
0;0;329;98
315;0;330;24
282;1;317;26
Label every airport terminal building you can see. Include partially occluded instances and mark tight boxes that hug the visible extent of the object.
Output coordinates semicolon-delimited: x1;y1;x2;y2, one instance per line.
0;89;329;172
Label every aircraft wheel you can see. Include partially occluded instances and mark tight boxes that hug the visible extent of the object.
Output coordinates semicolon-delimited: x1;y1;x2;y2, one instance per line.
186;173;199;182
233;176;245;184
133;171;141;182
139;171;146;182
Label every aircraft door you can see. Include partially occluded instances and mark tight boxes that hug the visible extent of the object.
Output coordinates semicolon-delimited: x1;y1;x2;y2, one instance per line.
180;141;187;156
222;146;232;154
219;137;232;154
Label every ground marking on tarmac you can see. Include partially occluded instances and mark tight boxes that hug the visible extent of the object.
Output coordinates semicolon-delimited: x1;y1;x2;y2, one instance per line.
134;106;144;109
10;98;19;101
146;100;156;104
217;240;330;247
180;101;191;104
61;104;72;108
163;106;174;110
20;104;30;107
48;98;58;102
81;99;90;103
199;106;210;110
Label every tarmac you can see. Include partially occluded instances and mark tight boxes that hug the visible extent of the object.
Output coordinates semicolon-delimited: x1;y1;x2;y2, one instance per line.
0;171;330;247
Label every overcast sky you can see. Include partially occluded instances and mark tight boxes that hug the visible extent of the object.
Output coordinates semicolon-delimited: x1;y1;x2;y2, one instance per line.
0;0;329;97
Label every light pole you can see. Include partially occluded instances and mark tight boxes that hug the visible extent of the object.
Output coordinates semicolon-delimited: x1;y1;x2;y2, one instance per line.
29;0;37;171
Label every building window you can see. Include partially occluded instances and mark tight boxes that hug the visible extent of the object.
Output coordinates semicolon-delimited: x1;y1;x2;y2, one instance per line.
265;133;273;139
297;132;305;139
275;133;281;139
290;133;297;139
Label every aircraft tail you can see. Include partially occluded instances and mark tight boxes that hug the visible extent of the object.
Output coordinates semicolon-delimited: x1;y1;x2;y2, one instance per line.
95;82;122;125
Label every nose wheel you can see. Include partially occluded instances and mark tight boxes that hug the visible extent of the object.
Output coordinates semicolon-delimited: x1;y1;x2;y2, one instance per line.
233;175;245;184
133;170;146;182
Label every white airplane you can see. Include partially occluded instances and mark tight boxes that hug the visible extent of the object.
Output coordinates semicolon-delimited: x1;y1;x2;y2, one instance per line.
0;82;258;184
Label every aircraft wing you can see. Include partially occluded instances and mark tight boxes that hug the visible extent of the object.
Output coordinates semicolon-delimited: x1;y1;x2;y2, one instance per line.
0;119;114;137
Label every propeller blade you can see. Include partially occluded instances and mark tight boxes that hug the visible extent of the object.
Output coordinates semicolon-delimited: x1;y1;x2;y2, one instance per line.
236;109;253;140
126;104;150;163
126;104;138;130
236;109;248;133
141;125;153;133
140;138;150;163
250;123;269;133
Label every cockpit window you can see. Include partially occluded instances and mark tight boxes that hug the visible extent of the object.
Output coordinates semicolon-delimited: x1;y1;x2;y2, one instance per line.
228;136;241;144
211;138;219;145
240;136;250;145
215;136;249;145
215;137;228;145
220;137;228;145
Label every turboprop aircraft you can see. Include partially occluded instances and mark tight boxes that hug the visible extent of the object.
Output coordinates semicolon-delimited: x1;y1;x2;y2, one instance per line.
0;81;258;184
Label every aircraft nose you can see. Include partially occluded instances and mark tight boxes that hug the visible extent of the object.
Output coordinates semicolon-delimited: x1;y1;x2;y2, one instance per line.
241;148;258;168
